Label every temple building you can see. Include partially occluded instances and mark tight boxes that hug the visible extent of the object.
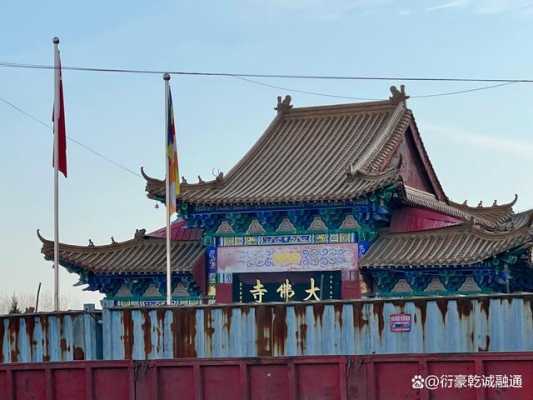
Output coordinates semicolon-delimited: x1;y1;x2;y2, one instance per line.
39;86;533;305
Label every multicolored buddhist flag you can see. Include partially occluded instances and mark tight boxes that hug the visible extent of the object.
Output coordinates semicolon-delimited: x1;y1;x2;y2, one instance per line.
53;38;67;177
166;86;179;215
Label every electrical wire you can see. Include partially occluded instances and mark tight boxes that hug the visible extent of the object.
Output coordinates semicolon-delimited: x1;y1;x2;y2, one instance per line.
234;76;516;100
411;82;515;98
1;61;532;83
233;76;379;101
0;96;142;179
0;61;521;178
1;61;519;101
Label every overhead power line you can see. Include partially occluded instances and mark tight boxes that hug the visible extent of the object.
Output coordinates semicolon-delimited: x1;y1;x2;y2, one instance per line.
0;61;522;179
0;61;519;101
1;61;532;83
0;96;142;179
234;76;515;100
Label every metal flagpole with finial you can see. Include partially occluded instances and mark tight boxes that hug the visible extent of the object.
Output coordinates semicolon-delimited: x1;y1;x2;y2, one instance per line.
164;72;172;305
53;36;61;311
52;36;67;311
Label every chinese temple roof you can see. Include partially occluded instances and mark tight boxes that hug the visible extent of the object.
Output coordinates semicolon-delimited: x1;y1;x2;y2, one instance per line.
143;86;446;206
38;88;532;284
147;220;202;241
507;209;533;230
360;215;533;269
448;197;517;226
37;224;204;275
402;186;518;229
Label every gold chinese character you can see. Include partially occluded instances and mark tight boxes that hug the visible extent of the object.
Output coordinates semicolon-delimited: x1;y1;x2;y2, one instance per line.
250;279;267;303
304;278;320;301
277;279;295;302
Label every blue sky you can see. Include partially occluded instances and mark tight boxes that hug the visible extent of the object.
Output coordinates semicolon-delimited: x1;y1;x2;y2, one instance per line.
0;0;532;308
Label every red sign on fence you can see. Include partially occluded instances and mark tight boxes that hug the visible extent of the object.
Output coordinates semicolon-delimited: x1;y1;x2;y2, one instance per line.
390;313;412;332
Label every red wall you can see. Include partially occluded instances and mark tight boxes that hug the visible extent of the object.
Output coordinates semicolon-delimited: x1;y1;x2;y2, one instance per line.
341;279;361;299
216;283;232;303
191;254;207;295
398;128;435;194
2;354;532;400
390;207;461;233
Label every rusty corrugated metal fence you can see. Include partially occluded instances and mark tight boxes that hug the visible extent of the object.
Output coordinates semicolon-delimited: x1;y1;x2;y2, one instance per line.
102;294;533;360
1;294;532;363
0;311;101;363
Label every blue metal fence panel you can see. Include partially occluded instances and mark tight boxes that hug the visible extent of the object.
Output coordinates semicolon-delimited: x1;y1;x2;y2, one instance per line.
0;311;101;363
2;294;533;363
101;293;533;360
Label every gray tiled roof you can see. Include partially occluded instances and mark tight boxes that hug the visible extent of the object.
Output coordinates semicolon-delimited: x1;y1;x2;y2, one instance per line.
360;220;532;268
143;94;414;206
38;229;204;275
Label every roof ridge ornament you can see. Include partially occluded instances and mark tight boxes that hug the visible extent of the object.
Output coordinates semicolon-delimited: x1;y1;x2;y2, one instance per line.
345;164;399;182
460;216;476;231
275;95;293;114
455;194;518;210
346;164;359;179
36;229;48;243
140;166;161;183
134;229;146;240
211;168;224;183
389;85;409;105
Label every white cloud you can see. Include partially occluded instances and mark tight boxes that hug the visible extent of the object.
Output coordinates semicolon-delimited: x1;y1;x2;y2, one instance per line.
426;0;533;14
426;125;533;160
427;0;470;12
475;0;530;14
254;0;533;17
250;0;396;19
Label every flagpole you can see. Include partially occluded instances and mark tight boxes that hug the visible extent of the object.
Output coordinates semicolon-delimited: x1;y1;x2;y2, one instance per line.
53;37;60;312
164;73;172;306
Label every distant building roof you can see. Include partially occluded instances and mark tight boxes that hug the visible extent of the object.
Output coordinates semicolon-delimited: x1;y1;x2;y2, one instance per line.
37;225;203;275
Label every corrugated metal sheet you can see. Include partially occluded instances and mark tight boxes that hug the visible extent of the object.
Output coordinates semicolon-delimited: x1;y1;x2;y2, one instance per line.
0;311;102;363
102;294;533;360
2;294;532;364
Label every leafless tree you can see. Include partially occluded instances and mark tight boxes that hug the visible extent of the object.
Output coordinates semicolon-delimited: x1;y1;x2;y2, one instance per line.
0;292;75;314
8;294;21;314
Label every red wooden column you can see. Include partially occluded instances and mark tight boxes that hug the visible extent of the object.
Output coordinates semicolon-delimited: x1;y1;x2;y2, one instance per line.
216;283;233;303
341;269;362;299
341;279;361;299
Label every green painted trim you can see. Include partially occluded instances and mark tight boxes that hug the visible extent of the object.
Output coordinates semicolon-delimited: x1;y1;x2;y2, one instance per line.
216;232;360;247
212;227;365;237
106;295;200;301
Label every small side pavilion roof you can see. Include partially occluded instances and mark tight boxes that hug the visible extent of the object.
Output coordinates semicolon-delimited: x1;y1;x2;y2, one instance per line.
361;216;532;269
38;222;204;275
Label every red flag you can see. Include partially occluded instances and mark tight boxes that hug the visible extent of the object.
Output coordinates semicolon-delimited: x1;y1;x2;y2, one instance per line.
53;38;67;177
